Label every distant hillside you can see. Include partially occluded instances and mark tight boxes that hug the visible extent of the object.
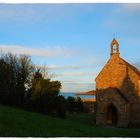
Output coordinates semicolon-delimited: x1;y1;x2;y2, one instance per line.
76;90;96;96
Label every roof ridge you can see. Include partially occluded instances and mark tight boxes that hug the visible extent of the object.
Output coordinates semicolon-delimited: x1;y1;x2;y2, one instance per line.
120;57;140;78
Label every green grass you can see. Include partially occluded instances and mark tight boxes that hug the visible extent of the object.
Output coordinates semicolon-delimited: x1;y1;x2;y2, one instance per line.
0;104;140;137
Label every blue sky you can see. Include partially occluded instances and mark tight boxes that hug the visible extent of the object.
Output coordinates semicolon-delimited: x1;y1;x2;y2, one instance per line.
0;3;140;93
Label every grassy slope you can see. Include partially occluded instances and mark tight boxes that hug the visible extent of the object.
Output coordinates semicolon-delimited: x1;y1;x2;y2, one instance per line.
0;104;140;137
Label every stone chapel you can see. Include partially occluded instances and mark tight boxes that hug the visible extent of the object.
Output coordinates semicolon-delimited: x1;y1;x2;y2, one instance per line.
95;38;140;127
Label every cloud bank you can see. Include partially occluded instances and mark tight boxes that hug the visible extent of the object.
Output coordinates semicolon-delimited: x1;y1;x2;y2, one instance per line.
55;71;97;77
61;82;95;93
0;44;74;58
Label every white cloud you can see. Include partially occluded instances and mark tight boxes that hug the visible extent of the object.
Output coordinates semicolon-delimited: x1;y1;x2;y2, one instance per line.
48;65;82;70
123;4;140;12
61;82;95;93
47;64;96;70
55;71;97;77
0;44;74;58
0;4;96;23
100;4;140;39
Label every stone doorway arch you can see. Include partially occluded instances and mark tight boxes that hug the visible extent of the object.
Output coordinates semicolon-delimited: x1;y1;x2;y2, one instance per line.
106;104;118;126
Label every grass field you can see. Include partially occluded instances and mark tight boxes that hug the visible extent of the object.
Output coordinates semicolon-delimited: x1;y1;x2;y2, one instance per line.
0;104;140;137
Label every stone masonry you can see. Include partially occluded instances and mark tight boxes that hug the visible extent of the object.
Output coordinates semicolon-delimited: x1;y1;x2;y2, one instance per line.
95;38;140;127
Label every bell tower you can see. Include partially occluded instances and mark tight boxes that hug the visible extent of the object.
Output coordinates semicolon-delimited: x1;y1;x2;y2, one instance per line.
110;38;120;57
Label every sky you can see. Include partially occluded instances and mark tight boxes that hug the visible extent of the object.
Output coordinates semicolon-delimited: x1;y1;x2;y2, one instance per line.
0;3;140;93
